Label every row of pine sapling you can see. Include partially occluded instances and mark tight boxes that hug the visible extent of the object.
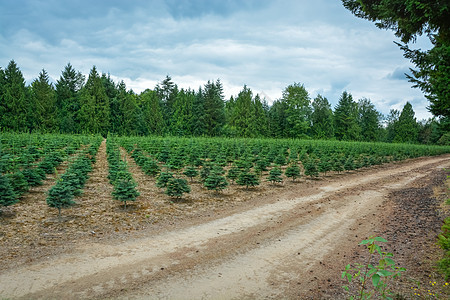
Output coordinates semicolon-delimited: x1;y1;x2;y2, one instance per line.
46;140;102;216
0;146;72;210
106;136;140;208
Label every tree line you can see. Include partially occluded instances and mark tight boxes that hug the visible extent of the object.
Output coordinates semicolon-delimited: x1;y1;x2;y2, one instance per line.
0;60;447;144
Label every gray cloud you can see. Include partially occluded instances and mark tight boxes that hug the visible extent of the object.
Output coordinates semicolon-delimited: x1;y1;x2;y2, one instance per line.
0;0;433;120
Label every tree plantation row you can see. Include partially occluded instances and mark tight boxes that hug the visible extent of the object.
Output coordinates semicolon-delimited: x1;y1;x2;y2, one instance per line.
1;60;448;145
1;133;449;215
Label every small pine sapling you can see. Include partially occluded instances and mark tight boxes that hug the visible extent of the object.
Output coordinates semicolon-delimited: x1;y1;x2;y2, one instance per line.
267;167;283;184
156;171;174;188
183;166;198;182
204;171;229;192
304;159;319;178
285;164;301;181
166;178;191;199
47;180;75;216
0;173;18;209
227;165;241;184
6;171;29;197
236;169;260;190
112;177;140;209
143;159;161;177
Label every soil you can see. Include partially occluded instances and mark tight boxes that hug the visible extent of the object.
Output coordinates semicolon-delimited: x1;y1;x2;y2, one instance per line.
0;140;449;299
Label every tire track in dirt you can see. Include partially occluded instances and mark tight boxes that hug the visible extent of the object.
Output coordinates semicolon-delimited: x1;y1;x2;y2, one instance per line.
0;155;449;299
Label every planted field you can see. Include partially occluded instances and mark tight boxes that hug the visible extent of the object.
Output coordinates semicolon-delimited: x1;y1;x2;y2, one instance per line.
1;133;450;299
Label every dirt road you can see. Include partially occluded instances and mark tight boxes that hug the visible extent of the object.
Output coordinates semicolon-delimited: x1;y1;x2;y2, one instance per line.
1;154;449;299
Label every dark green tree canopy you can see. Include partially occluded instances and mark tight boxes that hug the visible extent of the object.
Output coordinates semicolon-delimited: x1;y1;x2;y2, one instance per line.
342;0;450;123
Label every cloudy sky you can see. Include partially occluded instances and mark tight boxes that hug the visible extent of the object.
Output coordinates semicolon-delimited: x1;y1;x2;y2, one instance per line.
0;0;433;120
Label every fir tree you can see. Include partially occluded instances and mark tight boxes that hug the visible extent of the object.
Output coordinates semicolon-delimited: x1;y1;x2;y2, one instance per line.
304;159;319;178
0;174;18;209
226;164;241;183
166;178;190;199
267;167;283;184
285;164;301;181
236;169;260;189
204;171;229;192
156;171;174;188
183;166;198;182
112;177;140;209
143;159;160;177
47;180;75;216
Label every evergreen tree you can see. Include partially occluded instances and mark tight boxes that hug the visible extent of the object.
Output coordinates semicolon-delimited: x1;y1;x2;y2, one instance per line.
357;98;382;142
304;158;319;178
311;94;334;139
155;75;178;128
203;80;226;136
183;166;198;182
204;170;228;192
385;109;400;143
118;83;139;135
229;85;255;137
267;167;283;184
47;179;75;216
1;60;29;131
285;164;301;181
156;171;174;188
394;102;419;143
112;177;140;209
0;173;18;208
139;89;164;135
55;63;85;133
334;91;361;140
31;69;57;132
268;100;289;138
236;169;260;189
171;89;195;135
142;159;161;177
79;66;110;136
226;164;241;183
192;88;207;136
166;178;190;198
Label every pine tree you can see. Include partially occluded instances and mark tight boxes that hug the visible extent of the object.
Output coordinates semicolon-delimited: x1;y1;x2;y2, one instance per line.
139;89;165;135
166;178;190;199
55;63;85;133
267;167;283;184
0;174;18;208
236;169;260;189
311;94;334;139
1;60;29;131
203;80;226;136
112;177;140;209
334;91;361;141
183;166;198;182
156;171;174;188
31;69;57;132
393;102;419;143
5;171;29;198
285;164;301;181
304;159;319;178
204;171;228;192
47;180;75;216
79;66;110;136
226;164;241;183
143;159;161;177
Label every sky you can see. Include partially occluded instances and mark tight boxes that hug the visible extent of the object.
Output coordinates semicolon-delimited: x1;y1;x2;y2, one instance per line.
0;0;434;120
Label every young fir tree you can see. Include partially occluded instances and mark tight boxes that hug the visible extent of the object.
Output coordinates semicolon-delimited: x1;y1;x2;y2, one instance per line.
183;166;198;182
143;159;161;177
267;167;283;184
166;178;191;199
5;171;29;198
204;170;229;192
22;166;44;186
47;180;75;216
226;164;241;184
285;164;301;181
156;171;174;188
0;174;18;209
112;177;140;209
303;159;319;178
236;169;260;190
